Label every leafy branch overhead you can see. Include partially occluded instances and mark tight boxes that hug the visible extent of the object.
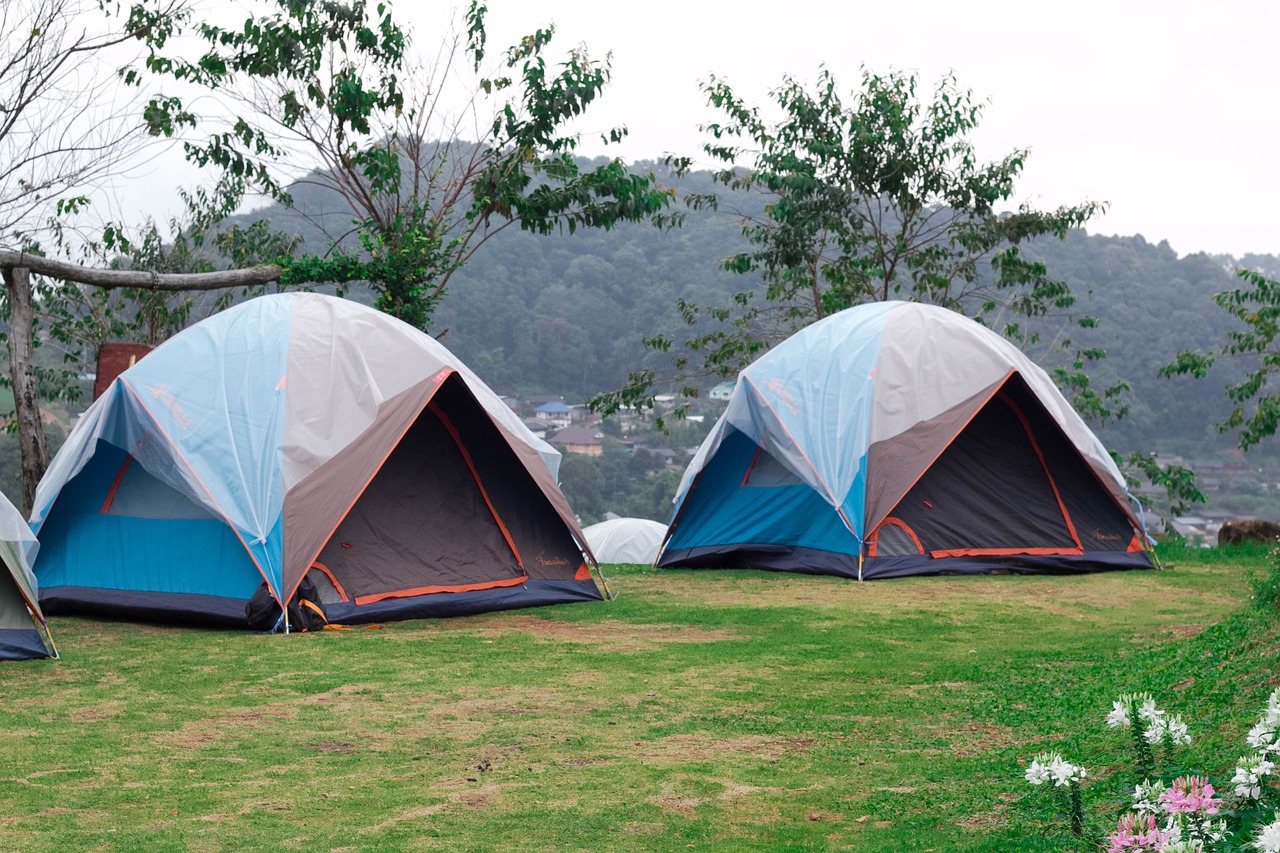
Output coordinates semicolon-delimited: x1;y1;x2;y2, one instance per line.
591;67;1122;426
127;0;674;331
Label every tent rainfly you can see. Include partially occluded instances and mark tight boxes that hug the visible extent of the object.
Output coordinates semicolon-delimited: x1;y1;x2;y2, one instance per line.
0;491;55;660
658;301;1154;579
583;517;668;565
32;293;604;628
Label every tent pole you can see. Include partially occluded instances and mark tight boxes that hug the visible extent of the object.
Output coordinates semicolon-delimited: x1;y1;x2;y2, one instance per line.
29;606;58;659
1143;536;1165;572
38;620;58;659
591;559;616;602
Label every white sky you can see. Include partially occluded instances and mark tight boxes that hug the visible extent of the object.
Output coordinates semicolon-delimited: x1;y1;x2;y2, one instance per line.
422;0;1280;259
109;0;1280;259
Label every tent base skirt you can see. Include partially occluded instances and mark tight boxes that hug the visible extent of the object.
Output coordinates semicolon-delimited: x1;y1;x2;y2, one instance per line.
40;579;603;629
40;587;251;628
0;627;53;660
659;544;861;577
659;544;1152;579
323;579;603;625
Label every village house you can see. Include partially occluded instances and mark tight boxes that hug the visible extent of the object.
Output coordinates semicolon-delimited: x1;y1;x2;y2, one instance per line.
549;426;605;457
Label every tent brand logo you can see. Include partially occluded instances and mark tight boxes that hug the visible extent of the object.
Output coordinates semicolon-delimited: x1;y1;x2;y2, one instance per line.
765;379;802;414
431;368;451;384
1091;528;1123;541
535;553;569;569
146;384;194;430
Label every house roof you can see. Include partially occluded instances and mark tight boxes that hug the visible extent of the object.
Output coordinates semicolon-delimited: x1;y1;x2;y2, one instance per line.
536;401;574;414
550;427;604;446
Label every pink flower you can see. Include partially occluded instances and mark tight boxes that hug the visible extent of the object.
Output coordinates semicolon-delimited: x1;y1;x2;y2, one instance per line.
1107;813;1171;852
1158;775;1221;815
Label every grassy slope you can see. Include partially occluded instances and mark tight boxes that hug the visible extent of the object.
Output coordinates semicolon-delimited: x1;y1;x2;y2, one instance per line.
0;545;1274;852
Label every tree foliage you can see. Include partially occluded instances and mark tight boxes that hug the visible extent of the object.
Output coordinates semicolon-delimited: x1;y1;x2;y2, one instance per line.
1162;269;1280;451
130;0;673;330
590;68;1118;424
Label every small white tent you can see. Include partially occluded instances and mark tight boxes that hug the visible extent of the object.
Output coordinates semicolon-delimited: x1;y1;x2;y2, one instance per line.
583;518;668;565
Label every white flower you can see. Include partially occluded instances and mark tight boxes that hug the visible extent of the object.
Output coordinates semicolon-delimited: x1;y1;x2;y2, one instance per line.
1255;816;1280;853
1234;755;1276;800
1143;713;1190;747
1049;755;1086;787
1137;697;1165;726
1024;757;1052;786
1164;714;1192;746
1161;842;1199;853
1266;690;1280;722
1249;721;1279;753
1107;699;1132;729
1132;778;1166;815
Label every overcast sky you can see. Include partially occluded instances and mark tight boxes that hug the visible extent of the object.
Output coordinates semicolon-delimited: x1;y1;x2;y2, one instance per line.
414;0;1280;259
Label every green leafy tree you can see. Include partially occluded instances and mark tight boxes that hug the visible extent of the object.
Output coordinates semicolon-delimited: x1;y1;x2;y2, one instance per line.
132;0;673;331
557;452;605;524
1163;269;1280;451
590;68;1120;424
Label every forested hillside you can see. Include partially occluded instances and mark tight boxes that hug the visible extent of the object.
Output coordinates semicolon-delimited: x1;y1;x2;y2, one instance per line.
11;160;1278;526
256;161;1274;453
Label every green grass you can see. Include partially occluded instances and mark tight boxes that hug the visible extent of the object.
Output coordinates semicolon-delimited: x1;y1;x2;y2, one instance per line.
1;544;1276;851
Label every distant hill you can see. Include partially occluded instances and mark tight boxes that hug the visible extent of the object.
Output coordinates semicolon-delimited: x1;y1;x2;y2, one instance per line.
223;157;1280;522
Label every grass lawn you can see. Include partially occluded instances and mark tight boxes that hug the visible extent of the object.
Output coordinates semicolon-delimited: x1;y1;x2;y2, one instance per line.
1;544;1275;851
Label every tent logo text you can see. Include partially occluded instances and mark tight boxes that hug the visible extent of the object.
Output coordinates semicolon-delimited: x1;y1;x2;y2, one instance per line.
146;384;194;430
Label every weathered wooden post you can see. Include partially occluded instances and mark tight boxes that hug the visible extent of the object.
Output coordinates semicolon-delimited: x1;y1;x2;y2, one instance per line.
1;264;48;514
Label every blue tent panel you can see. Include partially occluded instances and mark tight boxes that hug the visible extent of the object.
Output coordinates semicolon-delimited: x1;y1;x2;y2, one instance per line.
35;440;264;602
663;429;856;561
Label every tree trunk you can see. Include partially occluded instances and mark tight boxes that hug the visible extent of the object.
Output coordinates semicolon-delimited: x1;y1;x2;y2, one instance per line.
0;252;283;515
3;266;49;514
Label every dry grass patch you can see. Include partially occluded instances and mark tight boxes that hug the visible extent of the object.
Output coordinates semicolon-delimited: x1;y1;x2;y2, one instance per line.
624;733;815;765
405;613;747;651
943;720;1021;757
67;699;125;722
649;570;1246;621
900;680;976;697
414;685;594;723
152;706;298;750
648;774;800;819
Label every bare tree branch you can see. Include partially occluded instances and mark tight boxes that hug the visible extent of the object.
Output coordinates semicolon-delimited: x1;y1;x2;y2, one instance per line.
0;250;280;290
